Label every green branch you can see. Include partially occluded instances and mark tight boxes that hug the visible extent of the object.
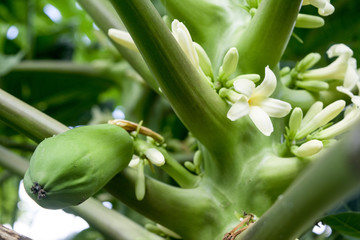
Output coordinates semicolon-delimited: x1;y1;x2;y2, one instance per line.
0;145;29;176
0;88;68;142
236;0;302;74
77;0;159;93
70;198;164;240
0;145;163;240
105;168;227;240
236;130;360;240
109;0;237;156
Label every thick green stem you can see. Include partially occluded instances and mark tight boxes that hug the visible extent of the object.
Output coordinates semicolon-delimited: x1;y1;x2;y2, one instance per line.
77;0;159;93
105;169;228;240
236;129;360;240
0;145;163;240
0;88;68;142
109;0;237;156
160;149;200;188
236;0;302;74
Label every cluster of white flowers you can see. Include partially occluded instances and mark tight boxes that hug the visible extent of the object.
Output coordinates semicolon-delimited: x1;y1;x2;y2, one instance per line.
108;20;360;157
284;43;360;158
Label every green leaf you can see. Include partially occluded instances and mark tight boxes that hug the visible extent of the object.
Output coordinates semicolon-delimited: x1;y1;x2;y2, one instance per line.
322;212;360;238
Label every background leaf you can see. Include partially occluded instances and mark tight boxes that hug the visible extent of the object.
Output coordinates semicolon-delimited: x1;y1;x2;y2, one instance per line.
322;212;360;238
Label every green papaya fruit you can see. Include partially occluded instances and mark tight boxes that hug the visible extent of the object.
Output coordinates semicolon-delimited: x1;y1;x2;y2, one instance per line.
23;124;133;209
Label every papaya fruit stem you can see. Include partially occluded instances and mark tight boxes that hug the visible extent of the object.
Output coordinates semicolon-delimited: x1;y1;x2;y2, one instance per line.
108;119;164;144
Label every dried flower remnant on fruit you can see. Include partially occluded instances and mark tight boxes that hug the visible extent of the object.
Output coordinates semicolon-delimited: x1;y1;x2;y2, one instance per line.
30;182;47;199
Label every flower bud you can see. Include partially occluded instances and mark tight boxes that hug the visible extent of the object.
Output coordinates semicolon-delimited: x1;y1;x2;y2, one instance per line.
296;100;345;139
194;42;213;78
292;140;323;158
219;88;242;103
225;74;260;88
171;20;199;68
312;106;360;139
145;148;165;166
219;47;239;80
295;52;322;72
295;80;329;92
301;101;323;128
108;28;138;52
288;107;303;139
295;14;324;29
128;155;141;168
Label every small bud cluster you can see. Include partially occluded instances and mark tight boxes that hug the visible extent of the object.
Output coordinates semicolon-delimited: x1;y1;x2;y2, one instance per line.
281;44;359;93
280;43;360;159
285;87;360;159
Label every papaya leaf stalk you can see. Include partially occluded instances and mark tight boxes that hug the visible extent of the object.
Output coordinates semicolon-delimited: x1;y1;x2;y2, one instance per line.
76;0;160;93
236;0;302;75
109;0;238;158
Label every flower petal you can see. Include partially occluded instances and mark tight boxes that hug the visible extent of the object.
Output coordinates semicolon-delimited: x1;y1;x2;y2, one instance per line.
327;43;353;59
249;106;273;136
233;79;255;97
336;86;354;98
344;58;359;90
351;96;360;107
260;98;292;118
128;155;140;168
227;96;250;121
252;66;277;98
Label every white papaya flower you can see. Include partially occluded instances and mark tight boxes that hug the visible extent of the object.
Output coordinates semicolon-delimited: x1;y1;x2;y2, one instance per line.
171;19;200;69
301;44;358;90
302;0;335;16
227;66;292;136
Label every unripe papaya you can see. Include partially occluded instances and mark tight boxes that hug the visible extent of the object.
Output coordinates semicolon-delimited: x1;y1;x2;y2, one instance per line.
23;124;133;209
